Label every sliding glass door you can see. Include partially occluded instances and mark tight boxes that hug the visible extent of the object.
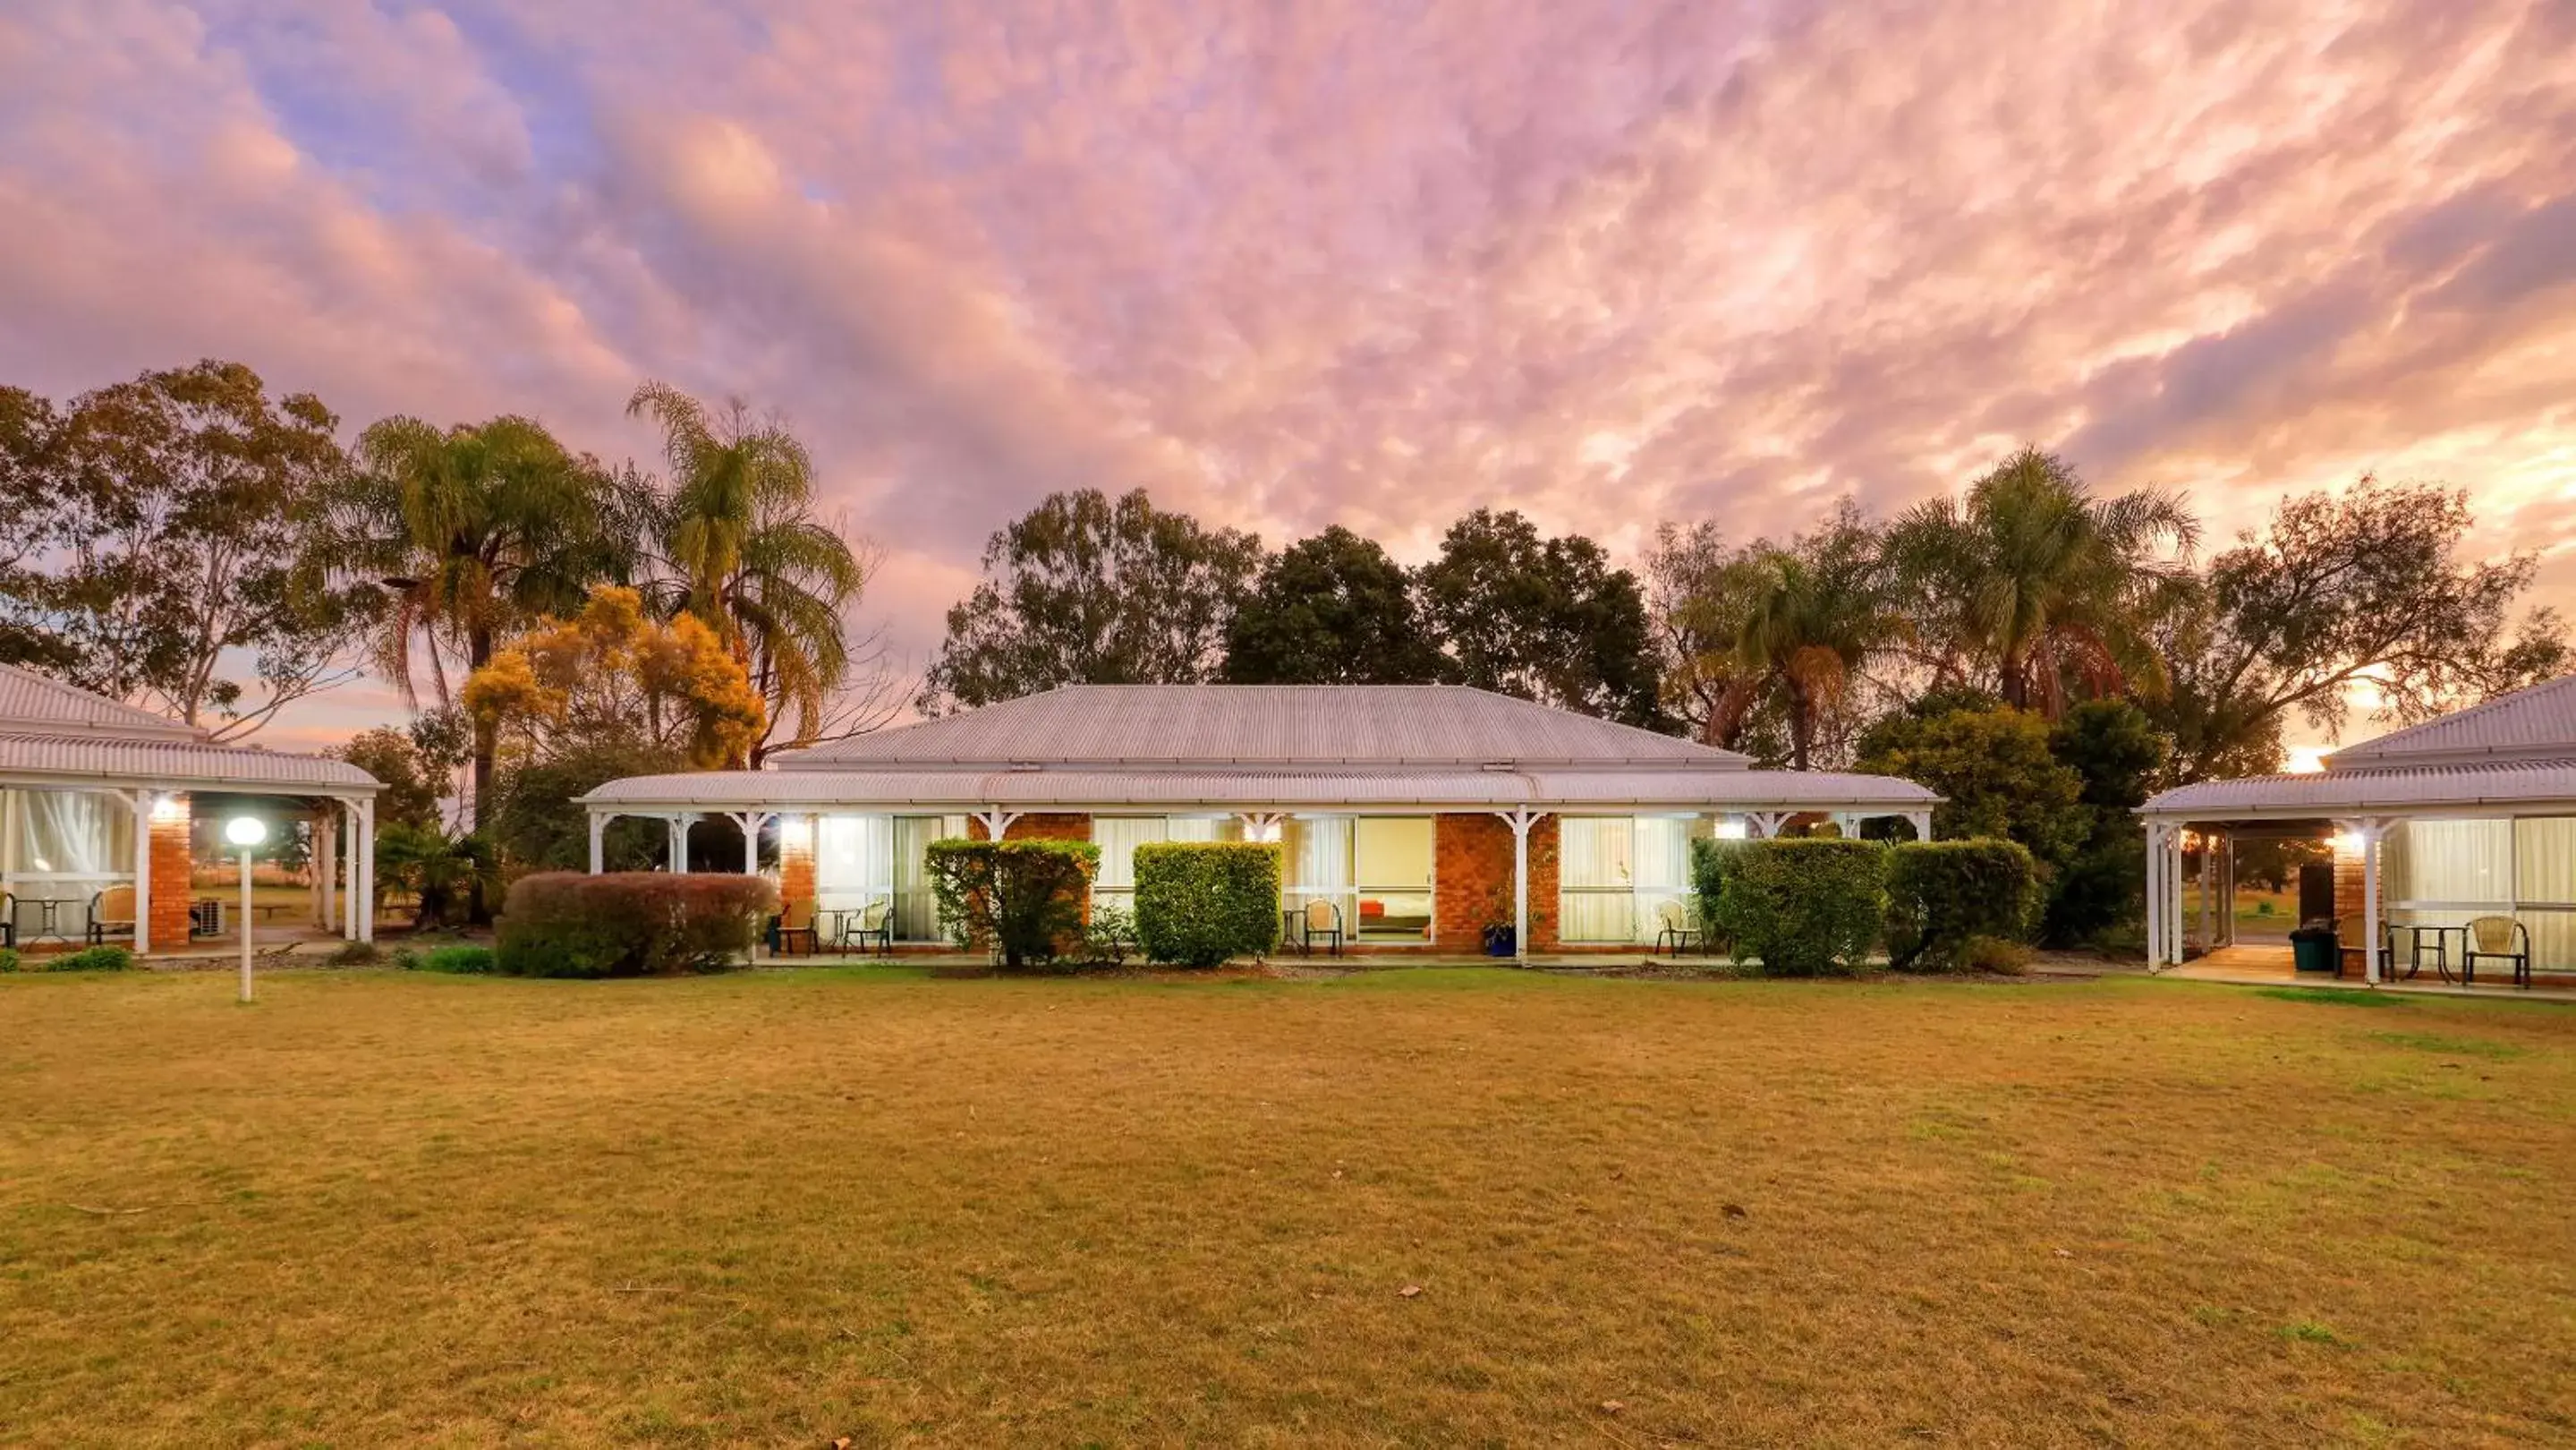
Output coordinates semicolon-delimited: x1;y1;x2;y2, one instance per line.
1559;815;1705;943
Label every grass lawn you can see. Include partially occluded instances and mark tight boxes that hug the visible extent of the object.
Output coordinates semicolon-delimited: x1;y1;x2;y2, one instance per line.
4;968;2572;1446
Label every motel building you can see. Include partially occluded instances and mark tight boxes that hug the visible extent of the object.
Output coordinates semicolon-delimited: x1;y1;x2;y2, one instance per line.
582;685;1938;957
0;663;384;956
2141;672;2576;990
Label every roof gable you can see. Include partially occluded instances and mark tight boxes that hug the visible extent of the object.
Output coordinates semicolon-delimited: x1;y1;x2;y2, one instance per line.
2327;673;2576;769
778;685;1747;771
0;662;206;741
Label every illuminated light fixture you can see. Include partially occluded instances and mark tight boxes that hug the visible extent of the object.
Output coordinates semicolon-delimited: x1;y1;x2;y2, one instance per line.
2330;832;2363;855
149;792;187;823
1713;818;1748;840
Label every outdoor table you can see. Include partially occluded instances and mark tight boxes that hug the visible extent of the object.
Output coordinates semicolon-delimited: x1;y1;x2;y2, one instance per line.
814;908;859;951
2397;924;2461;984
15;897;77;945
1279;908;1305;955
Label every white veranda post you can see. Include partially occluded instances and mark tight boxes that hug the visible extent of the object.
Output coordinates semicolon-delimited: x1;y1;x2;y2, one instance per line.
1492;807;1546;962
2144;821;2168;969
587;810;608;874
973;807;1022;841
731;811;773;874
127;789;151;956
355;797;375;944
2358;818;2388;986
667;814;694;873
1745;811;1791;840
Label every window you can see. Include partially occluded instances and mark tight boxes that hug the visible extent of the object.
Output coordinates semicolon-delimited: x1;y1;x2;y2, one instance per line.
1354;817;1433;941
815;813;965;942
4;788;135;885
1559;815;1708;943
2385;816;2576;975
1092;816;1235;917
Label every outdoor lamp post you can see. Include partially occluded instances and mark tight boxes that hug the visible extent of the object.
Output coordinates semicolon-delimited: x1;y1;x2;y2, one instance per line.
225;815;267;1002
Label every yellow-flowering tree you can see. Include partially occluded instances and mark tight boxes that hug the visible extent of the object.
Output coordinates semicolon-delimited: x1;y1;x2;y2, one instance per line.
463;586;766;770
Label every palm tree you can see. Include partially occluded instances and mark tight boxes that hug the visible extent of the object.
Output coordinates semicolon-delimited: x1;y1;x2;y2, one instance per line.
1888;447;2198;714
626;382;869;762
1698;505;1906;768
327;415;637;828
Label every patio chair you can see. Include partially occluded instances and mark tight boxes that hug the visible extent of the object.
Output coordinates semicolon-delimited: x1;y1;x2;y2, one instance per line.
770;902;820;957
2461;915;2529;989
1301;899;1345;957
1654;899;1703;956
0;891;12;949
2331;917;2396;978
86;884;137;946
854;899;894;957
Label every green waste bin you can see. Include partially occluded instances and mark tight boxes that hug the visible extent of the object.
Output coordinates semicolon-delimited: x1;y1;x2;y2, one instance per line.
2289;926;2336;973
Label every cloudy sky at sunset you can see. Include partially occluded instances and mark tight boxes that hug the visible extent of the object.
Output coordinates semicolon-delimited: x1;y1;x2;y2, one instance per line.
4;0;2575;747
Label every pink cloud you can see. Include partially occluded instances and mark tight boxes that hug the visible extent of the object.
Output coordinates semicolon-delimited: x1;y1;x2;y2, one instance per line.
2;0;2573;742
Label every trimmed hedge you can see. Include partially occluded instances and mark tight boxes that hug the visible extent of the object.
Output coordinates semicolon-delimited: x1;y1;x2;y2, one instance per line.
494;873;775;978
1135;841;1282;967
1711;838;1886;977
1883;838;2040;972
926;839;1101;968
1688;836;1748;953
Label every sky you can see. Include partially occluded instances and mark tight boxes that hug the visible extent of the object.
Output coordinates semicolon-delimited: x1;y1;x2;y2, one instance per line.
4;0;2575;754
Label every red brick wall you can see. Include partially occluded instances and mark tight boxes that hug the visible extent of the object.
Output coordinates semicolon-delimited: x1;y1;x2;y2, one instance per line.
779;820;816;914
147;796;192;951
1433;812;1560;951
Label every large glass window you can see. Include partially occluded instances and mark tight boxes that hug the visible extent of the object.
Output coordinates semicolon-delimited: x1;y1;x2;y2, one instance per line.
4;788;135;884
2383;816;2576;975
1284;815;1356;937
1354;817;1433;942
1092;815;1234;917
1559;815;1708;943
814;813;965;942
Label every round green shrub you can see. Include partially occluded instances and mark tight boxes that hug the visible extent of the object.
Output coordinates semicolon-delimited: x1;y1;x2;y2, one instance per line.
1711;838;1886;977
1883;839;2040;971
1134;841;1282;967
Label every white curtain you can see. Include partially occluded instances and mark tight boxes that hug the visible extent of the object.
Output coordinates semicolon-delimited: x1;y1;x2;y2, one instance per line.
2514;818;2576;973
1560;817;1637;942
815;814;893;908
2389;819;2512;909
1633;817;1695;933
892;815;963;941
14;789;132;879
1167;816;1222;843
1092;817;1168;908
1285;816;1356;927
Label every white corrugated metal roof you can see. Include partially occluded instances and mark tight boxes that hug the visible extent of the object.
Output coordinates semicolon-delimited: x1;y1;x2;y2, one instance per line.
2326;673;2576;768
0;662;205;740
0;732;379;793
2142;756;2576;819
777;685;1750;770
580;766;1934;812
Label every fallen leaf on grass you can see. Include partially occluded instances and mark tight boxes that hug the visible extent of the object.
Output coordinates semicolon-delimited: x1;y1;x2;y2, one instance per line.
1601;1399;1625;1414
1720;1203;1748;1219
1399;1284;1423;1298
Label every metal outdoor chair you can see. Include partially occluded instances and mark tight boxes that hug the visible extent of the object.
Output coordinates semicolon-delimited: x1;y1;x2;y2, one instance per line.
2462;915;2530;989
854;899;894;957
2331;917;2395;978
770;903;820;957
1301;899;1345;957
87;884;138;946
0;891;12;950
1654;899;1703;956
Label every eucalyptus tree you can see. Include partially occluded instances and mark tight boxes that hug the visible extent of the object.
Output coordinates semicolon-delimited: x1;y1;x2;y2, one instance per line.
1887;447;2198;714
1416;508;1666;729
328;414;637;826
626;381;875;761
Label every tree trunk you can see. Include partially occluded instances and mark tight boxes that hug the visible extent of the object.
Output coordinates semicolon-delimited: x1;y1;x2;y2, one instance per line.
1998;644;2030;710
1787;681;1815;772
466;627;497;925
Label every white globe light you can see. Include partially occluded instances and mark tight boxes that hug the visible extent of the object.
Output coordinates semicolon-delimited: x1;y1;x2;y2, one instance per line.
225;815;268;848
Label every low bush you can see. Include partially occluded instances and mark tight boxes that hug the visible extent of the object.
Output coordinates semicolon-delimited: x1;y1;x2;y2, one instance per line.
0;947;17;973
925;840;1100;969
323;940;383;967
1079;901;1137;968
1963;934;2034;975
1883;839;2041;971
1711;838;1885;977
45;945;134;973
414;944;497;975
494;874;775;978
1135;841;1282;967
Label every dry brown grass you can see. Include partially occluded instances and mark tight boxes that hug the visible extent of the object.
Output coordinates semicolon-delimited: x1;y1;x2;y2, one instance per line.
3;967;2572;1447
